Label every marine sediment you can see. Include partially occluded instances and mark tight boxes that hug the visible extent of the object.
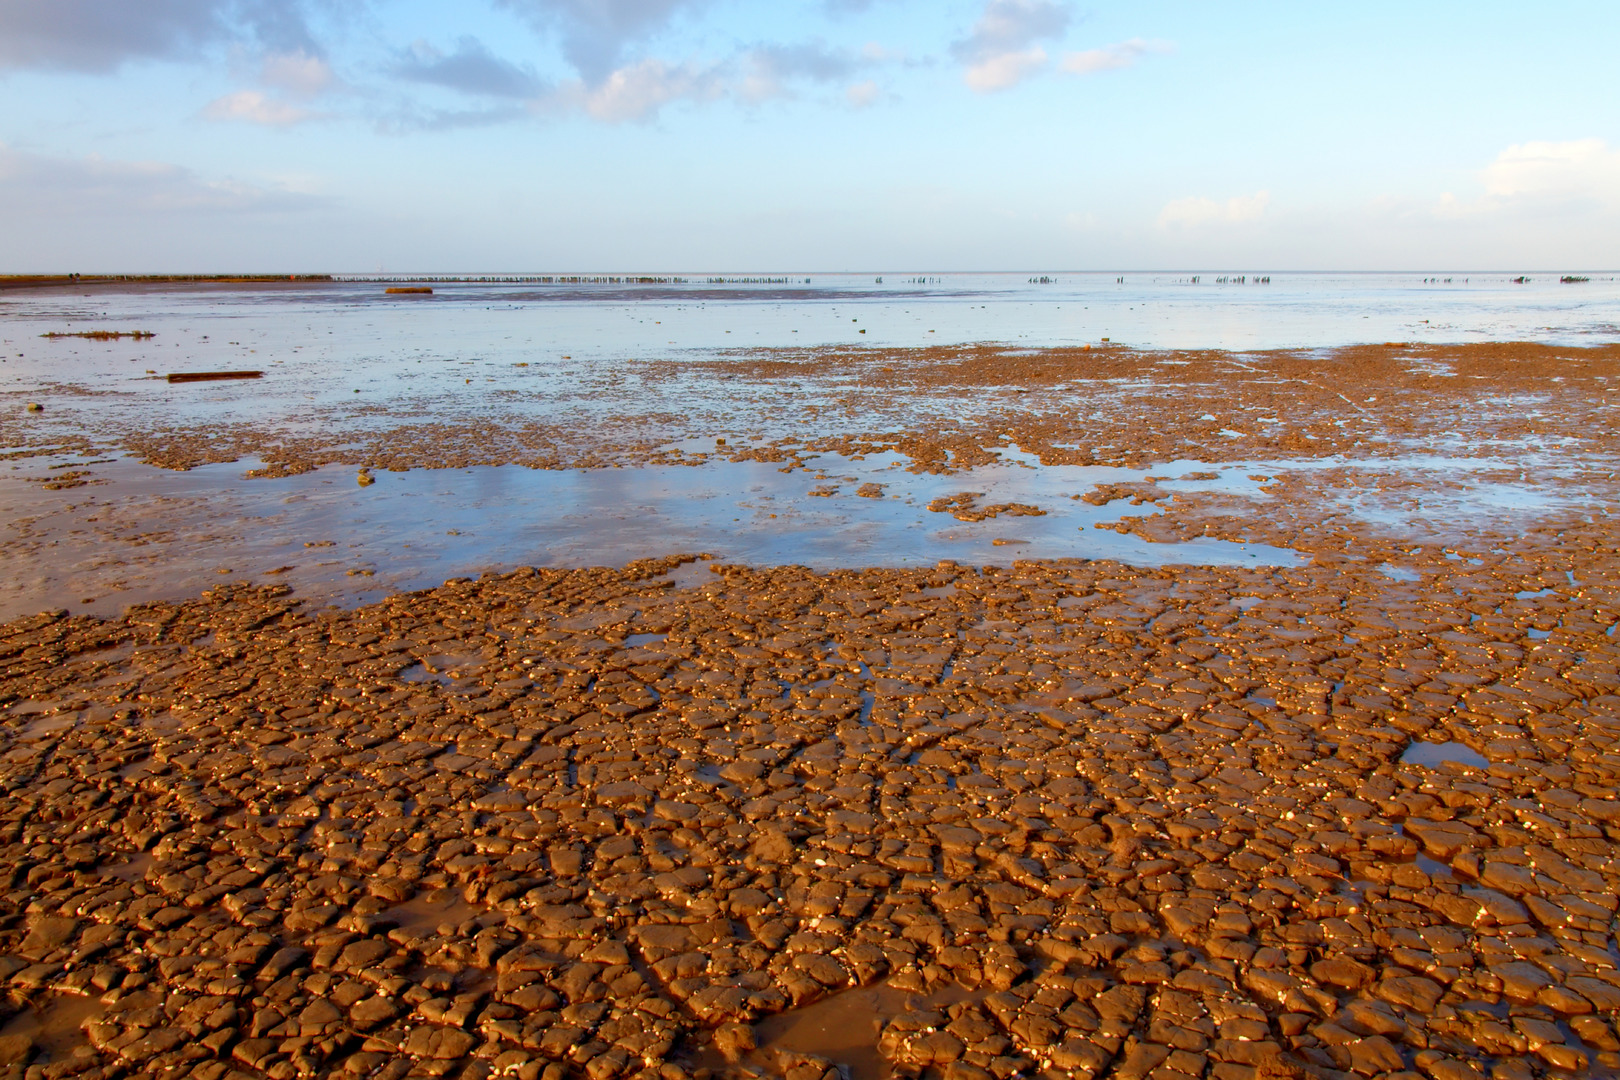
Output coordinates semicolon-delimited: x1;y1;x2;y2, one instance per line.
0;339;1618;1079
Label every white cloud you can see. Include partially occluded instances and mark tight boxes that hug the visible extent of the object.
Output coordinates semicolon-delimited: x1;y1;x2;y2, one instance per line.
0;141;321;215
372;34;899;127
203;90;319;126
1435;139;1620;220
261;49;334;97
846;79;879;108
1480;138;1620;208
1062;37;1170;75
571;58;723;122
1158;190;1271;229
951;0;1069;93
964;47;1048;92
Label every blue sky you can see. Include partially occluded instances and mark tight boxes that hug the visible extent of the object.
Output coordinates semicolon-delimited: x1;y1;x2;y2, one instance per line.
1;0;1616;272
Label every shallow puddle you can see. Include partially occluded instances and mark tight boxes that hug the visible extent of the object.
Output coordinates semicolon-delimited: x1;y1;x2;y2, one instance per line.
17;713;76;740
624;633;668;647
383;888;486;936
399;663;456;686
0;992;105;1064
418;653;488;678
1400;740;1490;769
0;454;1299;622
102;852;155;882
2;699;59;718
1414;853;1454;879
718;980;978;1080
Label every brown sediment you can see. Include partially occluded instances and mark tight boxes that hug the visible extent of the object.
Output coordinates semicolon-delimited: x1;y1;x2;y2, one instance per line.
1082;482;1166;507
165;371;264;384
384;287;434;295
0;525;1618;1079
12;340;1606;478
0;275;332;292
927;493;1047;523
1;338;1619;1079
39;332;156;341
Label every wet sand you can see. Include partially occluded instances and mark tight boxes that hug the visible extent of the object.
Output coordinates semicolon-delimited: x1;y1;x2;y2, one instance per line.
1;338;1619;1080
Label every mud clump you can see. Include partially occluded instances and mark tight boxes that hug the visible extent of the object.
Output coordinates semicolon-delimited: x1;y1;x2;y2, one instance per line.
927;493;1047;522
39;331;155;341
1;540;1618;1079
1082;482;1165;507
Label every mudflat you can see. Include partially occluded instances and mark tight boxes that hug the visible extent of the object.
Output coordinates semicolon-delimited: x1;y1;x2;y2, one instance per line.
1;338;1619;1080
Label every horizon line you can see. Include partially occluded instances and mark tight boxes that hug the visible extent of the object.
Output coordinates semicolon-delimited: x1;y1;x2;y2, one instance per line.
5;269;1615;280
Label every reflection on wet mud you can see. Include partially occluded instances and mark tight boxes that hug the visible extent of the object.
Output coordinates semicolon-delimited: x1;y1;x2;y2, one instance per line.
716;979;980;1080
9;440;1611;624
1399;740;1491;770
0;453;1306;622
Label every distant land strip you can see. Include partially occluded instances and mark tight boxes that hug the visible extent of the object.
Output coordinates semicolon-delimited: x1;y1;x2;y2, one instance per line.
0;273;811;290
340;275;798;285
0;274;334;291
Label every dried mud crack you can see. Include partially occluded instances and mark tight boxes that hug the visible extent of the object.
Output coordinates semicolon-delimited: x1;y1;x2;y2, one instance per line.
2;538;1620;1080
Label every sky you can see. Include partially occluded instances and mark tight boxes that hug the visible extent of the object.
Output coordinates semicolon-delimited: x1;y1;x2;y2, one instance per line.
1;0;1617;273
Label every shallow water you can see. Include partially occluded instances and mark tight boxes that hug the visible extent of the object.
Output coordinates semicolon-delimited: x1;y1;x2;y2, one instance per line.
1400;740;1490;769
8;271;1618;357
3;275;1615;621
0;992;106;1064
0;452;1299;621
701;978;979;1080
4;437;1607;622
4;273;1618;439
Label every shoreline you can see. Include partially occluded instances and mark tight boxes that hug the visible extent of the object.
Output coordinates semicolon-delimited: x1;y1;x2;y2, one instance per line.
9;340;1617;471
5;340;1615;622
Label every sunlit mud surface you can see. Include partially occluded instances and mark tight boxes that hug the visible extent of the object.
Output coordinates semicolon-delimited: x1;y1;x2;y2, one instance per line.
3;547;1620;1080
